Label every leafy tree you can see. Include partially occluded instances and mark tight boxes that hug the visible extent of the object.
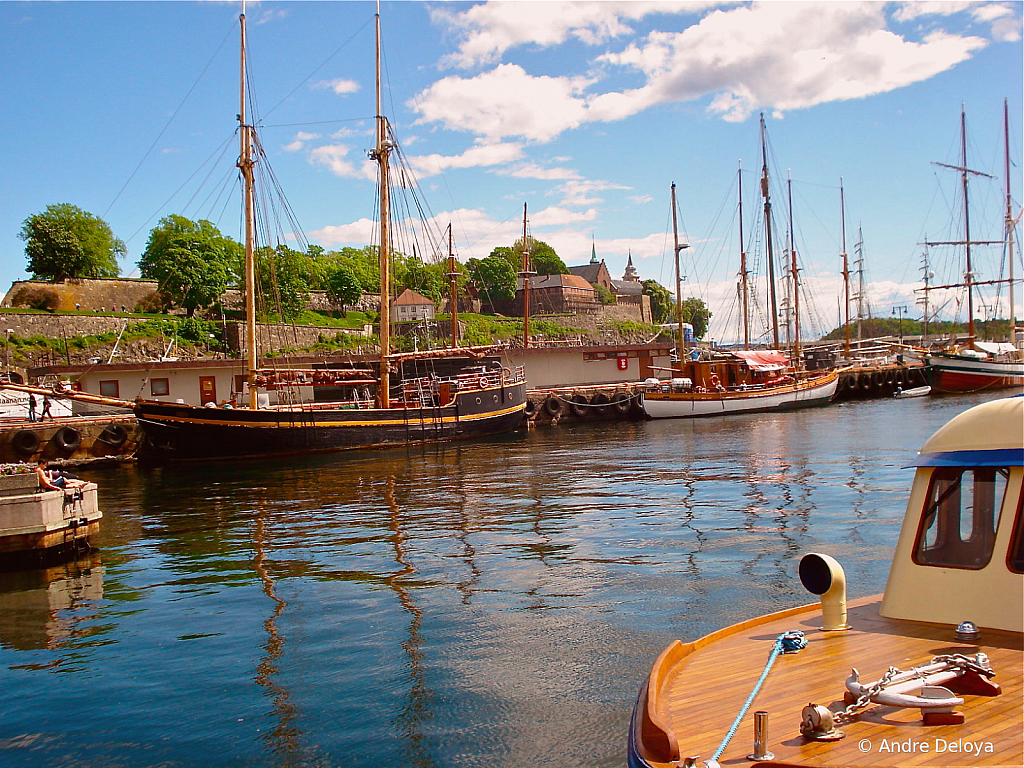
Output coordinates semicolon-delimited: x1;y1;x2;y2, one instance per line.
593;283;616;305
325;264;363;314
488;237;567;276
140;215;240;317
395;254;447;303
322;246;380;293
20;203;124;280
256;244;317;321
679;297;712;339
467;255;518;303
642;279;673;324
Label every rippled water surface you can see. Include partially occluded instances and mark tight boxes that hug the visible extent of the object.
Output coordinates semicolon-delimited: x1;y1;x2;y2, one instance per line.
0;394;996;767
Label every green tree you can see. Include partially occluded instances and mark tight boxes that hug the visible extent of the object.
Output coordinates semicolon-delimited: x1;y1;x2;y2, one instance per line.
395;254;447;303
467;255;518;303
325;264;363;314
322;246;379;293
140;215;240;317
256;244;317;321
20;203;124;281
642;279;673;324
489;237;567;276
679;297;712;339
593;283;616;305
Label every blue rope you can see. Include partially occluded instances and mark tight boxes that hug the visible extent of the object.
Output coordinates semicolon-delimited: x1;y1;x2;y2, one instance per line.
709;630;806;762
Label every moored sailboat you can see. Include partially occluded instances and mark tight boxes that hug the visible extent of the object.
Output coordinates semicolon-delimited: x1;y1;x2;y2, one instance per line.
642;123;839;420
134;6;526;461
922;102;1023;394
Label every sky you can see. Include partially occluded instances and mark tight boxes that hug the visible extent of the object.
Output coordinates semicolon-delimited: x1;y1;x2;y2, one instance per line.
1;0;1021;343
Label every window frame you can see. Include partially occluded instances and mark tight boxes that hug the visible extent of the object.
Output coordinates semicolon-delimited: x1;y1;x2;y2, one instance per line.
98;380;120;398
150;378;170;397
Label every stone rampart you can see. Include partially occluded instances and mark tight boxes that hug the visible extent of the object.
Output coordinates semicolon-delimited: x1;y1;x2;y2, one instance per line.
3;278;161;313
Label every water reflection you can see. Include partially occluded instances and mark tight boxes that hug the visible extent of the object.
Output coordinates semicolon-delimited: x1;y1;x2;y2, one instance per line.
0;553;104;664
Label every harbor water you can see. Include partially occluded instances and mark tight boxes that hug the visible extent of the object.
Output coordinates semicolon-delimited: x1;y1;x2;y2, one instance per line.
0;393;997;767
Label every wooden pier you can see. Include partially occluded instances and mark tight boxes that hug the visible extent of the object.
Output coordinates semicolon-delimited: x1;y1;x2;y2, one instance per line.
833;362;929;400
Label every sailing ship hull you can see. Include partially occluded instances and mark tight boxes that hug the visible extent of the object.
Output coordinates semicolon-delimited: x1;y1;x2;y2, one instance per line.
641;370;838;419
134;382;527;461
924;353;1024;393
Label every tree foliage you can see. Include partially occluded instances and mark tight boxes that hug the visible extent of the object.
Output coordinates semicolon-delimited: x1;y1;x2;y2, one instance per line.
467;255;518;303
139;215;240;317
642;279;673;324
679;297;712;339
489;237;567;276
20;204;124;281
256;244;318;321
325;264;363;312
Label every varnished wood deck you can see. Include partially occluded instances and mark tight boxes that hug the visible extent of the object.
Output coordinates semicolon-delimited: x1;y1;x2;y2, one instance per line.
633;595;1023;767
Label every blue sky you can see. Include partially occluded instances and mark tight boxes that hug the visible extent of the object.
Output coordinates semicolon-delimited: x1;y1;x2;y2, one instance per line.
1;1;1021;342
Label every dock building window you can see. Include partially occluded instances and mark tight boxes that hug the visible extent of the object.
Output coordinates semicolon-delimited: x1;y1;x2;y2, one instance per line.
151;378;170;397
914;467;1008;569
99;380;120;398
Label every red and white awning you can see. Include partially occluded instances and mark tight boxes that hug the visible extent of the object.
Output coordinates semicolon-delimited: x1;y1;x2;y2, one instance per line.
730;350;790;372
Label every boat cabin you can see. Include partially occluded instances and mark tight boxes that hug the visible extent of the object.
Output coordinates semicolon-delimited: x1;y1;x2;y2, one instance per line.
881;396;1023;632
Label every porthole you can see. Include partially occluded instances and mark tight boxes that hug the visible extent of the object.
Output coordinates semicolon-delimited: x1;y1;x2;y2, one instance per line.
493;395;499;403
475;397;482;405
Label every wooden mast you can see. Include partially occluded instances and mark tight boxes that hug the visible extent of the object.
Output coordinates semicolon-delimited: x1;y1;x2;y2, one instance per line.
447;225;458;348
670;183;689;372
1006;98;1017;341
787;170;801;368
960;106;977;345
738;161;749;350
373;2;393;407
840;179;850;360
237;7;259;409
520;203;533;348
759;114;779;348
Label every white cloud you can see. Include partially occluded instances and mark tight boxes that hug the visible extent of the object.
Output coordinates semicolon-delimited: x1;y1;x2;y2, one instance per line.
498;163;582;180
411;64;594;142
284;131;321;152
308;218;377;247
434;1;702;68
531;206;598;227
416;2;992;144
313;78;361;95
554;179;629;207
599;3;990;123
309;144;376;181
407;142;525;178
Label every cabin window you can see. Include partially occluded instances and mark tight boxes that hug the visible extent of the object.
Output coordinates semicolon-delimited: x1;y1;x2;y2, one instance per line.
99;380;119;398
150;378;170;397
913;467;1009;569
1007;492;1024;574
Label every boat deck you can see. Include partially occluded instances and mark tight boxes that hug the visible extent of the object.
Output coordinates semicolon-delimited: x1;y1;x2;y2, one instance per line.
633;596;1023;767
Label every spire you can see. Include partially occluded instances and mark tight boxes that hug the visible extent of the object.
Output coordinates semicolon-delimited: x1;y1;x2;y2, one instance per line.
623;249;639;282
590;236;598;264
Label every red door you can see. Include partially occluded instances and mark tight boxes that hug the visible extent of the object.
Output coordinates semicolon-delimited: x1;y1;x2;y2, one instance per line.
199;376;217;405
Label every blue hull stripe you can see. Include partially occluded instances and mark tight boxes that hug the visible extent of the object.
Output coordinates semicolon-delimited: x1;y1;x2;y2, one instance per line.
907;447;1024;468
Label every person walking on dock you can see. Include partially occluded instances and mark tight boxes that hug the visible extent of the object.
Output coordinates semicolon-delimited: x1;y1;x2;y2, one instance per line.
28;394;36;422
40;395;51;421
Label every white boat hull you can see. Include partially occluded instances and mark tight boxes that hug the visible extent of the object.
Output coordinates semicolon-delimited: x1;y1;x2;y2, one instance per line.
642;370;839;418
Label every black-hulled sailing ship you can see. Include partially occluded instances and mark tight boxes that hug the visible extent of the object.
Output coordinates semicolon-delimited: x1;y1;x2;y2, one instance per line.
134;8;526;461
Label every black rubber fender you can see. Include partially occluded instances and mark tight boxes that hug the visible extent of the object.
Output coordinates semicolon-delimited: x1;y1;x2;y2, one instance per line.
611;393;631;414
98;422;129;447
543;396;562;416
569;394;589;418
523;398;538;418
52;427;81;452
12;429;40;456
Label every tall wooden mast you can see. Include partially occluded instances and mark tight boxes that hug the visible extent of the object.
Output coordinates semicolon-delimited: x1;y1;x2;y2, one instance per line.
373;2;393;407
1006;98;1017;340
840;179;850;360
447;225;459;348
787;170;801;367
759;114;779;348
960;107;977;344
520;204;533;348
670;183;689;370
738;161;749;350
237;8;258;409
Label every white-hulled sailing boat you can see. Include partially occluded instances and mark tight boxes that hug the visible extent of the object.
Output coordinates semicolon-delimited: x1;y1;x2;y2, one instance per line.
133;6;526;461
642;120;838;420
922;102;1023;394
